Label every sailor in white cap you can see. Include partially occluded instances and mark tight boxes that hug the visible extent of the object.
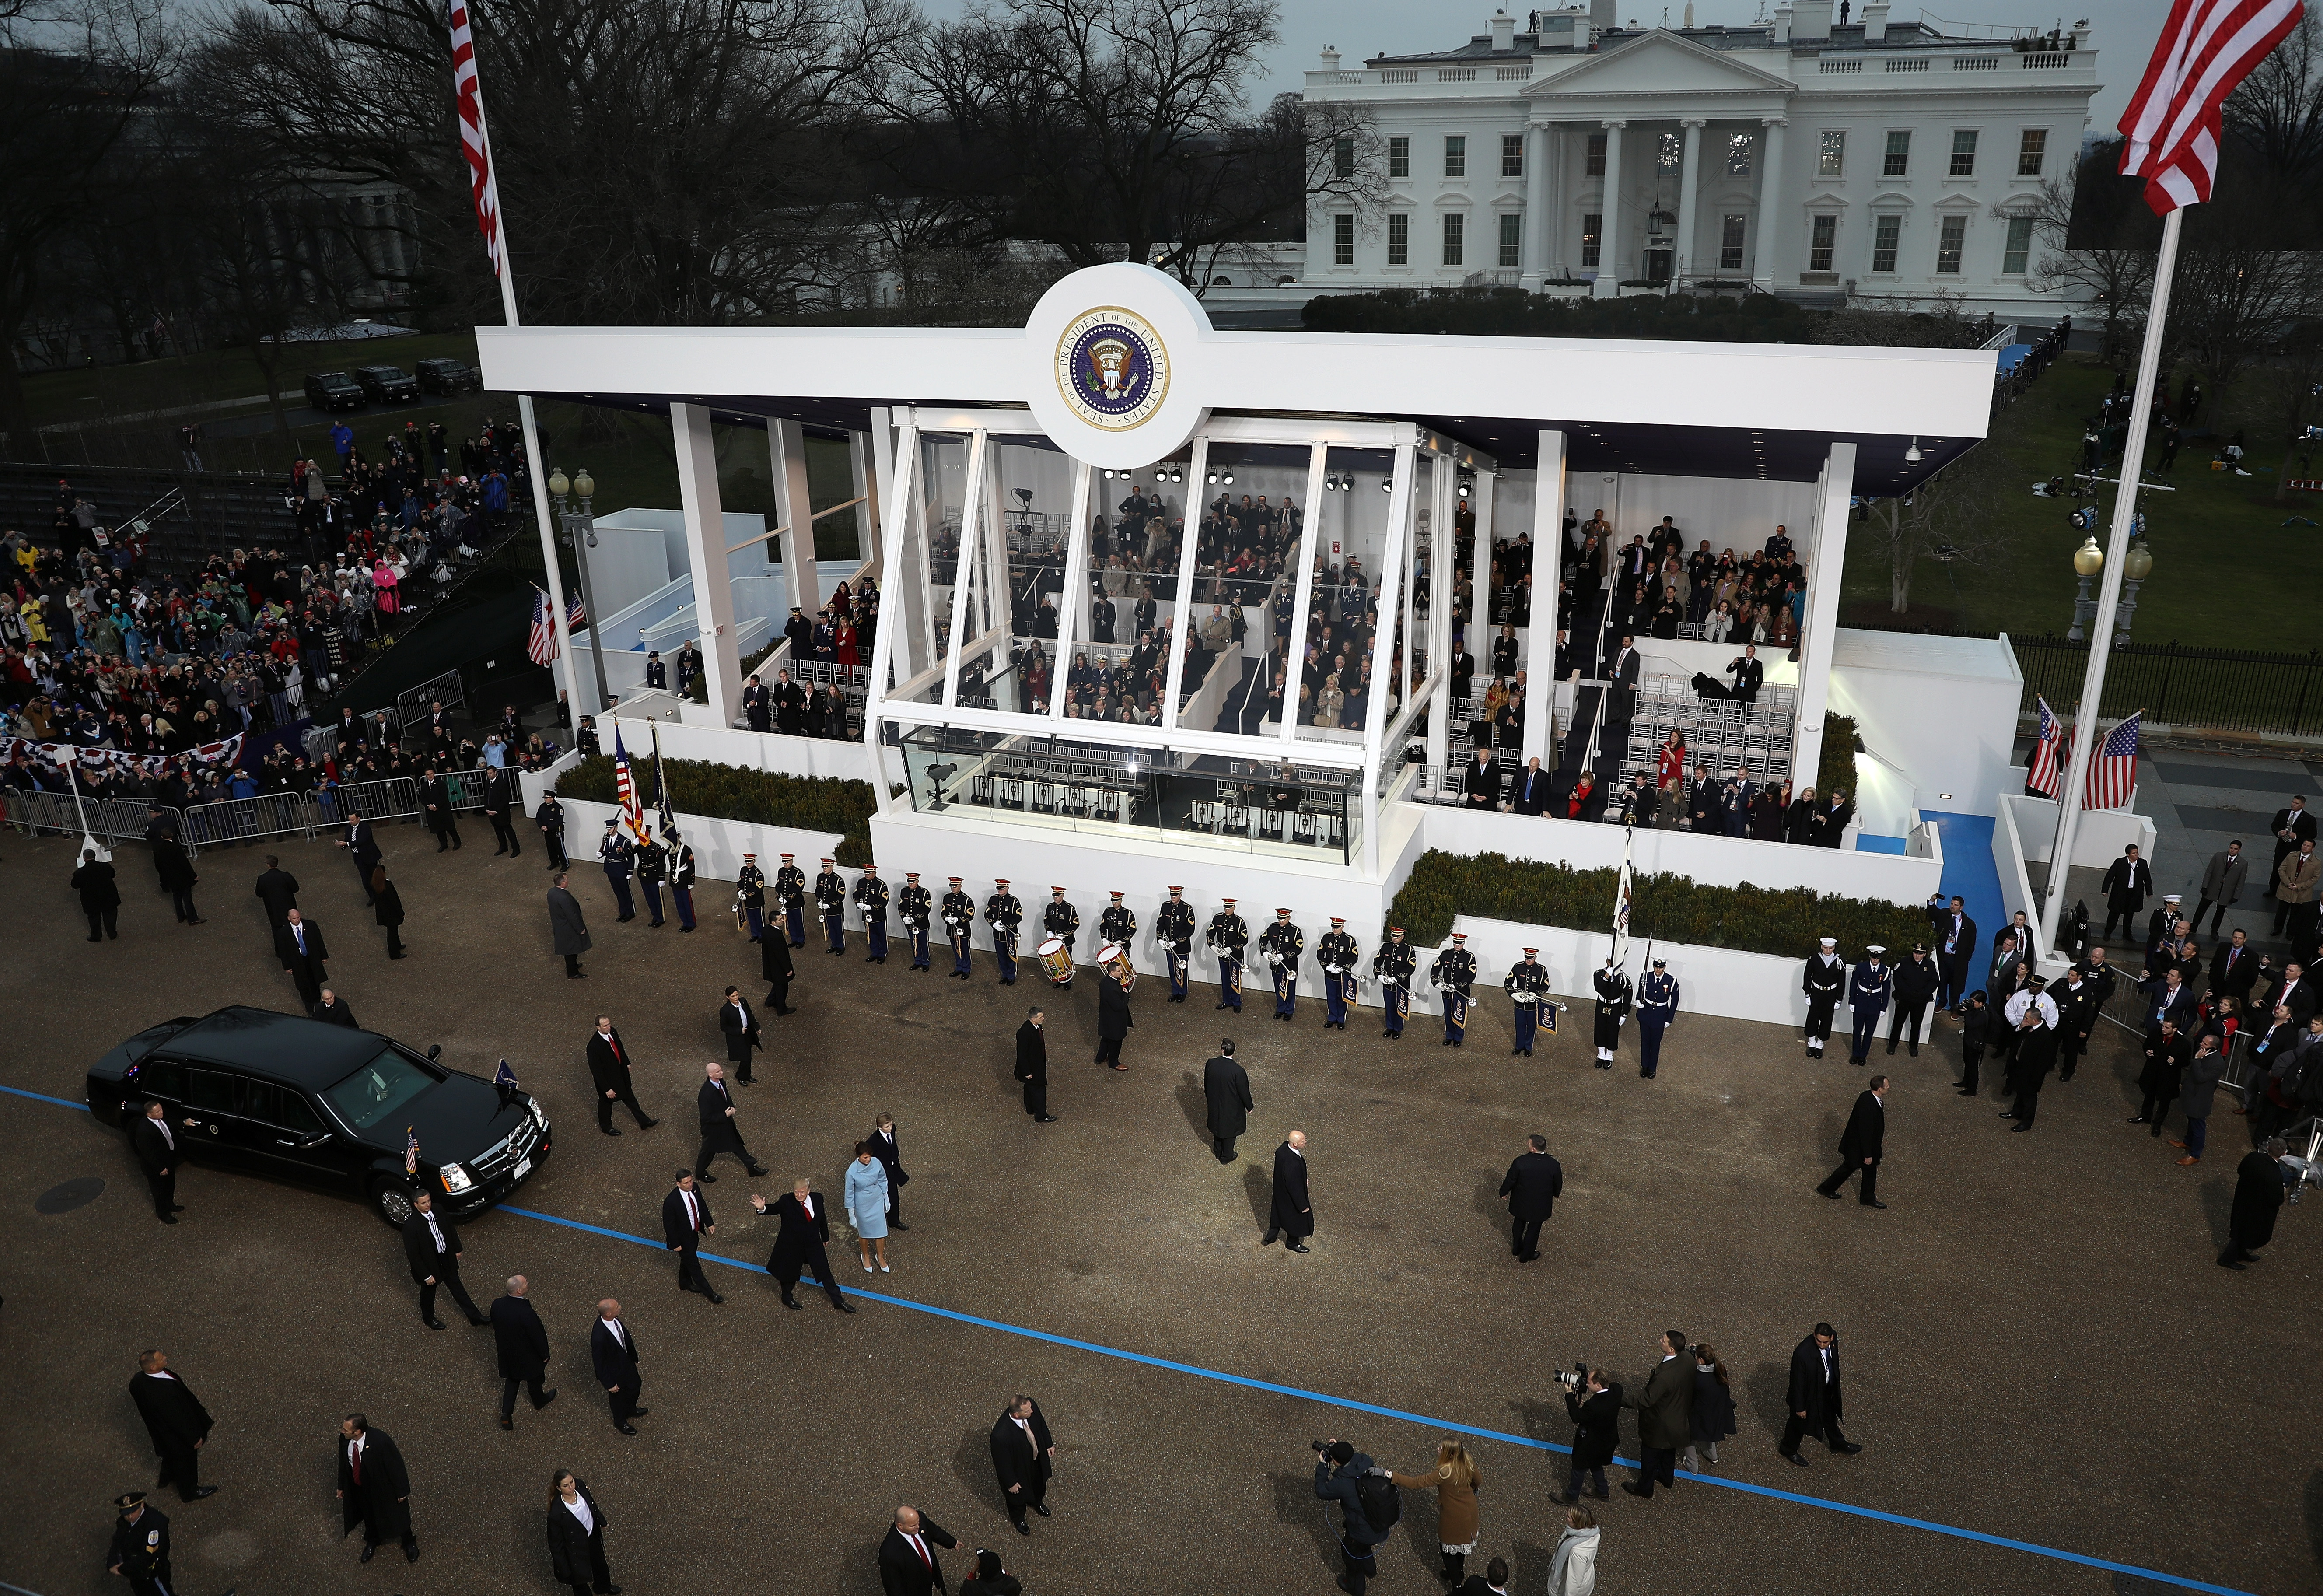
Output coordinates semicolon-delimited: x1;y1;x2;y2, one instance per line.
1847;945;1892;1064
1802;937;1846;1059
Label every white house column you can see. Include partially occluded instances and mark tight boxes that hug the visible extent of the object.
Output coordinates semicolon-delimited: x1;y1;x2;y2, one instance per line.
1592;119;1626;298
1521;122;1551;288
671;402;742;727
1756;117;1788;287
1523;428;1564;770
1789;441;1856;787
1677;118;1706;281
768;419;815;617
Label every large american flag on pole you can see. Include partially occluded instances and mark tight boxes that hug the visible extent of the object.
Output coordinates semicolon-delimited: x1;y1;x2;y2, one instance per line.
446;0;505;274
2118;0;2306;214
2027;696;2066;798
2085;711;2143;810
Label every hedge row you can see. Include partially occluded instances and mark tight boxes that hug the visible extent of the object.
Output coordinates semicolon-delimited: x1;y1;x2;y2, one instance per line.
555;754;878;864
1818;714;1859;799
1388;849;1931;960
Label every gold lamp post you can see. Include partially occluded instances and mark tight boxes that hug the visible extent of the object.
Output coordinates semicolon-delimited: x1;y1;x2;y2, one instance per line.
2114;540;2154;648
2067;534;2104;642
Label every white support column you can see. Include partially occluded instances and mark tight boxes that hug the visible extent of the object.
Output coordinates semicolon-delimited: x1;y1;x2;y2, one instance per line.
1677;119;1706;281
1158;438;1211;732
1592;120;1626;298
912;428;940;680
1279;441;1330;748
1466;469;1493;661
1422;456;1457;771
768;420;815;617
1521;122;1551;287
853;410;889;568
1756;118;1788;288
1524;429;1565;770
1360;437;1420;879
862;412;918;816
1789;441;1856;788
940;430;990;710
671;402;742;727
1047;463;1095;720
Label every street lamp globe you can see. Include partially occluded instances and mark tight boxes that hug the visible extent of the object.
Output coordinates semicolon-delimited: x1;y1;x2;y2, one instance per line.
2123;542;2154;582
548;468;570;498
2071;535;2103;577
574;469;595;500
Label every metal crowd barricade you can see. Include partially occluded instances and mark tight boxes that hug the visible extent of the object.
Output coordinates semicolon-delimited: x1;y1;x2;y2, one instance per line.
4;788;96;837
314;776;424;826
395;668;465;741
182;790;315;852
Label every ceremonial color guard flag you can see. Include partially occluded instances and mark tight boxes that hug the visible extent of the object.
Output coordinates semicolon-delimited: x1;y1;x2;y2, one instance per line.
2027;697;2066;798
611;728;648;841
445;0;505;274
526;586;557;666
2086;710;2143;810
1611;829;1636;972
2118;0;2306;214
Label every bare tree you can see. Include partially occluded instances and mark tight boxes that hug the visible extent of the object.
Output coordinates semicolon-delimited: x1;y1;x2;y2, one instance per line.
2026;168;2156;364
2226;10;2323;196
1873;438;2012;614
1811;288;1987;349
2169;186;2323;391
2262;318;2323;500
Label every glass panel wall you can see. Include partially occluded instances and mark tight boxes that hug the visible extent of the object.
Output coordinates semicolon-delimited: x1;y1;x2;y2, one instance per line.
1292;445;1394;745
1181;441;1310;734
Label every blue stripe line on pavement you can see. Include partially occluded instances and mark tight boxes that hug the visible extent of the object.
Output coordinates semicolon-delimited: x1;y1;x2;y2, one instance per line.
8;1082;2253;1595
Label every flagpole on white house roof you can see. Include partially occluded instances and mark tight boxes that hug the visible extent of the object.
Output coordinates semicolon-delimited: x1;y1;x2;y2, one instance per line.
2036;206;2183;963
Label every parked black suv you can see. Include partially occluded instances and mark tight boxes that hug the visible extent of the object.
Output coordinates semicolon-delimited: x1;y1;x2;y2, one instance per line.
353;364;420;403
416;357;482;396
304;371;366;412
87;1007;550;1227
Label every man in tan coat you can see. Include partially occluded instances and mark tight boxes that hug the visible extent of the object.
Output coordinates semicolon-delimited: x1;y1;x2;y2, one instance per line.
1620;1330;1694;1500
2273;839;2319;946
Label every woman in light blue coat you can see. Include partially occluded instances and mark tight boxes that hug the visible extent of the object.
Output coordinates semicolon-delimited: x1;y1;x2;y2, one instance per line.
844;1142;890;1273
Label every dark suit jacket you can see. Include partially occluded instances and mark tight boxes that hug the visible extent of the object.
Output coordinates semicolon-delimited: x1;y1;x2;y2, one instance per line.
1934;913;1978;969
1014;1022;1047;1084
697;1077;742;1140
661;1185;711;1250
1498;1150;1565;1221
989;1401;1055;1498
545;1479;610;1586
400;1209;463;1283
767;1191;833;1270
2211;943;2259;999
345;821;381;872
1097;977;1132;1039
761;933;794;984
1786;1337;1844;1429
590;1317;642;1391
1268;1143;1313;1237
253;867;301;923
1511;767;1550;815
72;858;120;910
314;996;357;1028
336;1427;412;1537
718;999;761;1062
490;1295;550;1380
587;1030;635;1095
129;1115;178;1175
1838;1090;1884;1162
867;1126;906;1194
878;1518;959;1596
1203;1055;1252;1138
274;917;329;970
130;1370;213;1455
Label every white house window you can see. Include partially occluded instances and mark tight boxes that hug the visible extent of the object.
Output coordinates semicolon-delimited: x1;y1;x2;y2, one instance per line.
2002;214;2034;274
1442;212;1465;266
1808;214;1838;272
1720;214;1745;270
1501;133;1524;178
1657;131;1681;170
1872;214;1902;272
1498;212;1522;266
1725;132;1753;177
1883;130;1911;176
1333;213;1355;266
1388;136;1410;178
1581;213;1602;269
2017;128;2047;176
1585;133;1606;177
1333;136;1354;179
1387;212;1410;265
1818;131;1845;177
1949;129;1978;176
1445;135;1467;178
1935;214;1966;273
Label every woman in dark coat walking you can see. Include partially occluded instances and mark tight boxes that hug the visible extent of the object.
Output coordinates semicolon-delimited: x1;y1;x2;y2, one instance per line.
153;837;203;924
1682;1343;1738;1471
544;1470;616;1596
371;865;406;959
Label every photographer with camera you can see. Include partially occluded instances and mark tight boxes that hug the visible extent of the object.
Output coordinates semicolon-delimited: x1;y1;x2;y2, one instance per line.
1309;1438;1394;1595
1556;1365;1621;1504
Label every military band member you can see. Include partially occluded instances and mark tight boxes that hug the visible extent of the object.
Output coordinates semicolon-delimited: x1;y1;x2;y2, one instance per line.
1157;887;1196;1002
1848;945;1893;1065
1317;918;1359;1029
735;851;767;942
1043;887;1081;958
1592;956;1632;1069
1505;946;1550;1056
854;864;891;962
1636;956;1680;1079
898;872;933;970
774;853;808;947
634;830;668;927
666;826;698;931
941;876;976;978
1802;936;1845;1059
598;820;636;921
1374;926;1417;1037
1099;891;1137;951
1207;898;1249;1012
987;879;1024;984
815;858;847;954
1260;909;1304;1021
1432;932;1478;1046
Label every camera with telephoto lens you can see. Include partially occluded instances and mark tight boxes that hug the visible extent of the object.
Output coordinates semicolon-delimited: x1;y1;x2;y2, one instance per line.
1554;1362;1590;1392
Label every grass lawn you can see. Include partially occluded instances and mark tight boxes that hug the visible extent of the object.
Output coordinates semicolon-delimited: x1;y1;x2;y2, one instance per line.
1836;354;2323;655
22;330;486;430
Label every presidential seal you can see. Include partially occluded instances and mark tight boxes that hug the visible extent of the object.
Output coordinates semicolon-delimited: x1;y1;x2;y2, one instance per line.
1055;307;1170;432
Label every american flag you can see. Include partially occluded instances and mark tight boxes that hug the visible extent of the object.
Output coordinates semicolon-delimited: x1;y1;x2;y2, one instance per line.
2086;711;2142;809
526;587;557;666
446;0;504;274
2119;0;2306;214
566;592;585;628
612;728;648;841
404;1125;420;1176
2027;696;2066;798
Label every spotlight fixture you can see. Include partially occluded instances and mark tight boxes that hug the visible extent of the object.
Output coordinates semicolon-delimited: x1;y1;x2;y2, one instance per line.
1905;437;1922;463
1101;467;1115;479
1207;470;1219;484
1222;470;1235;485
1456;483;1472;499
1382;476;1395;493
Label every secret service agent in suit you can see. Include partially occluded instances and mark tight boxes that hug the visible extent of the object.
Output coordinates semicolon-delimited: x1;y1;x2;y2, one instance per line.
275;908;330;1012
1817;1076;1889;1208
108;1492;175;1595
590;1298;647;1434
1779;1323;1864;1465
2269;796;2317;900
694;1062;767;1181
130;1350;218;1502
1498;1134;1564;1262
130;1099;192;1222
1203;1040;1252;1163
1620;1330;1693;1498
337;814;382;903
402;1191;489;1329
587;1016;657;1134
1261;1130;1313;1251
489;1275;556;1428
718;987;763;1084
337;1414;417;1563
762;928;796;1015
878;1505;958;1596
73;848;120;939
2100;844;2153;939
253;855;301;927
660;1171;722;1303
751;1180;857;1312
314;988;357;1028
989;1394;1057;1535
1015;1008;1053;1122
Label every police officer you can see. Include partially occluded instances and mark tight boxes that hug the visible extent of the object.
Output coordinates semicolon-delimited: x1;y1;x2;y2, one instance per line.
108;1492;174;1596
1374;926;1417;1038
735;851;767;942
1591;956;1631;1069
1317;918;1359;1029
941;875;976;977
1099;890;1136;952
534;791;569;871
1802;936;1845;1059
815;858;847;954
665;826;697;931
1043;886;1081;963
1886;943;1939;1057
773;853;808;947
1260;909;1304;1020
1157;886;1196;1002
1207;898;1249;1012
1432;932;1477;1046
1636;956;1680;1079
598;819;635;921
1848;945;1893;1065
1505;945;1550;1056
634;829;668;927
898;871;933;970
853;863;890;962
987;878;1024;984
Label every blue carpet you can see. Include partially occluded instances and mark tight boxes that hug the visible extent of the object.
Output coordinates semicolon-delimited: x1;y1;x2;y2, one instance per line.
1855;833;1907;855
1925;811;2008;955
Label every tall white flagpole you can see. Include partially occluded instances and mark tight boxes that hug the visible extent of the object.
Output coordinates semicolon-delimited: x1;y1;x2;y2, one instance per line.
2036;206;2182;961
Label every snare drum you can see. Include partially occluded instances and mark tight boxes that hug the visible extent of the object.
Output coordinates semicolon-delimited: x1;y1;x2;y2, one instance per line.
1096;942;1135;990
1037;937;1075;986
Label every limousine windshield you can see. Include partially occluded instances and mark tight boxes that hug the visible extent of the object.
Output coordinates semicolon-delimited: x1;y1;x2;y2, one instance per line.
324;1048;437;1132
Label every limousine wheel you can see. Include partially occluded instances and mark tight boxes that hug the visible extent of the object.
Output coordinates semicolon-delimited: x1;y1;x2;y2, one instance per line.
371;1176;416;1228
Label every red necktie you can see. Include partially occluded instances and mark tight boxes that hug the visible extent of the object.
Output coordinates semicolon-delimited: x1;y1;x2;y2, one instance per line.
610;1036;623;1062
913;1537;930;1568
351;1441;362;1484
801;1196;812;1220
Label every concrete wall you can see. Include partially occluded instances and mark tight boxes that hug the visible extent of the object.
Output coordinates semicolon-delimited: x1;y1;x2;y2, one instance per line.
554;796;846;895
598;706;877;784
1827;629;2022;820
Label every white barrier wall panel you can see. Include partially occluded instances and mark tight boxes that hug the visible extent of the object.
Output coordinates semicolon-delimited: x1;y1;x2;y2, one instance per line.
1827;630;2022;819
598;710;876;783
554;797;846;901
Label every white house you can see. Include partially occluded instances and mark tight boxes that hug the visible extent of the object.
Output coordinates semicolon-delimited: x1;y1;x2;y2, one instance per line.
1297;4;2100;311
